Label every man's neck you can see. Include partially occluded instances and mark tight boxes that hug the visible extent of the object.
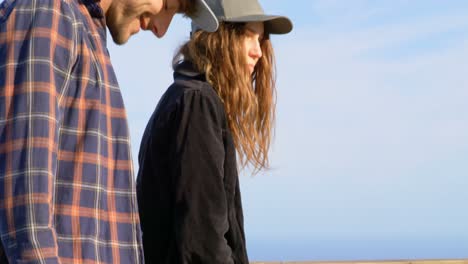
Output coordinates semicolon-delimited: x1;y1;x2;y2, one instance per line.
99;0;111;14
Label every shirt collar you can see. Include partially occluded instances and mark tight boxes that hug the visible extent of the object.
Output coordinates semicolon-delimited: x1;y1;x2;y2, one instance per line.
81;0;104;19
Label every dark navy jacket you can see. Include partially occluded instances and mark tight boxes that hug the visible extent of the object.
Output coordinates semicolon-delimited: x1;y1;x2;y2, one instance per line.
136;61;249;264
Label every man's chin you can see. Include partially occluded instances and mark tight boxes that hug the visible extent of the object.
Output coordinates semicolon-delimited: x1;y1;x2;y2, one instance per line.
108;28;130;45
111;34;130;45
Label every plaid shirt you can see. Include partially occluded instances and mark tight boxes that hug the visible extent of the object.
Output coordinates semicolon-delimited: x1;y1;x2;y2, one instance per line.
0;0;144;263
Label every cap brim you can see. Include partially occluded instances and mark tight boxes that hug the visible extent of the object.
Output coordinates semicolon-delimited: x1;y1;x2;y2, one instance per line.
225;14;293;35
189;0;219;32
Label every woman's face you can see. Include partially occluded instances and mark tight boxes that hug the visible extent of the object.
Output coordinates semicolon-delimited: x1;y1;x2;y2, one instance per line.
243;22;265;74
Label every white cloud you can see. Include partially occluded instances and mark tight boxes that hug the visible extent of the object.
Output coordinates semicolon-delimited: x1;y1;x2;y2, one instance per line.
240;4;468;243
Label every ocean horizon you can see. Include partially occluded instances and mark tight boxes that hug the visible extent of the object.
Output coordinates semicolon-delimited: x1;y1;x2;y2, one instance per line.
247;237;468;261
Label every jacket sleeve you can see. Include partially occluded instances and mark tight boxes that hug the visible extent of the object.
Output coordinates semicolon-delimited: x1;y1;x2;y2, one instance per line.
171;89;234;264
0;0;76;262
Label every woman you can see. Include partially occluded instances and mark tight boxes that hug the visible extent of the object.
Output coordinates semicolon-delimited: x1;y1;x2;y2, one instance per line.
136;0;292;263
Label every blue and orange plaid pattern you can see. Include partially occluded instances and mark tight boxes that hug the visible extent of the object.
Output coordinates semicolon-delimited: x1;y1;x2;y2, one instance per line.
0;0;143;262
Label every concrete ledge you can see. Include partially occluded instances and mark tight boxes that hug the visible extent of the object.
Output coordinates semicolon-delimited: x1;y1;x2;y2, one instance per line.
252;259;468;264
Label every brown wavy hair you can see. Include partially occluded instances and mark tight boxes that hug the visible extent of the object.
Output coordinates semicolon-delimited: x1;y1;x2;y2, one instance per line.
178;0;197;16
173;22;276;173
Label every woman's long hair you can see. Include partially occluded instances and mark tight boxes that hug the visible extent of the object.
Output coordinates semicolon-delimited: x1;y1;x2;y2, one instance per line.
173;22;276;173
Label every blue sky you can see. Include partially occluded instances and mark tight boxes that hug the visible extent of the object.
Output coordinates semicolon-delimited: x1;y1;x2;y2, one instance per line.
109;0;468;261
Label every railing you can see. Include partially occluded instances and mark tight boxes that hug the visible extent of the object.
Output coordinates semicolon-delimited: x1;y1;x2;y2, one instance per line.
252;259;468;264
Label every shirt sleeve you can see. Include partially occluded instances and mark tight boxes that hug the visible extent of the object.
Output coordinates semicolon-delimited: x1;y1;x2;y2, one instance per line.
171;89;235;264
0;0;76;262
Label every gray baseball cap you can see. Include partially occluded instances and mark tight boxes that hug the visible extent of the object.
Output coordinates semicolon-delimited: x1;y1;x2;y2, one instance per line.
192;0;293;34
190;0;219;32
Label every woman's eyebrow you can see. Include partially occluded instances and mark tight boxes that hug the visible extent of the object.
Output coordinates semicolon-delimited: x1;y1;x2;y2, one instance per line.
245;27;264;39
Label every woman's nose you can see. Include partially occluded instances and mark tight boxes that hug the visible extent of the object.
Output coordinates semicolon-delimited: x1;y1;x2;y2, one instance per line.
250;40;262;59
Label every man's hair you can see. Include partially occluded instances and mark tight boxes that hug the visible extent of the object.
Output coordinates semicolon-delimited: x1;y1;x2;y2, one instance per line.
173;22;276;173
178;0;197;16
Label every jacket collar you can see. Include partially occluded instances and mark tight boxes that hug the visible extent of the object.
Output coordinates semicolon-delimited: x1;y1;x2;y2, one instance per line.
173;61;207;81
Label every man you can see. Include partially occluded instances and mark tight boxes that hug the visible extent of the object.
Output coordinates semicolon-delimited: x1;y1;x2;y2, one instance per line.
0;0;218;262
